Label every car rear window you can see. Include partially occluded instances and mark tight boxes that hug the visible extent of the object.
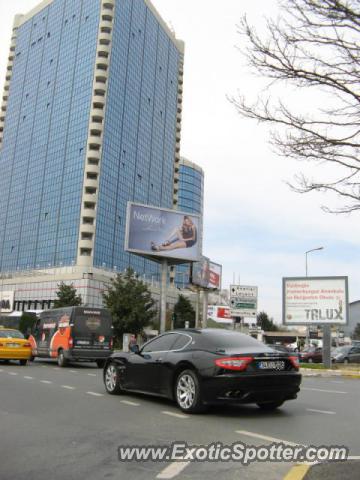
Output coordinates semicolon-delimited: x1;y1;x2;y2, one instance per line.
203;330;268;350
0;330;24;339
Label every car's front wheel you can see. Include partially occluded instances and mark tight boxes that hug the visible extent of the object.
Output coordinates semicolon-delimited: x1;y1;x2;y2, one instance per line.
19;359;28;366
257;400;284;411
175;369;205;414
104;362;124;395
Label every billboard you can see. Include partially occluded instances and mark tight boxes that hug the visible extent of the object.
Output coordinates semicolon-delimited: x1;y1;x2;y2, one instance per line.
125;203;201;263
230;285;258;317
191;256;222;290
207;305;232;324
0;291;14;313
283;277;349;325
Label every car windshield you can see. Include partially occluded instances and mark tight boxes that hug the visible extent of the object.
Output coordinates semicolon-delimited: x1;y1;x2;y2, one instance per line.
0;329;24;339
302;346;317;352
333;346;350;354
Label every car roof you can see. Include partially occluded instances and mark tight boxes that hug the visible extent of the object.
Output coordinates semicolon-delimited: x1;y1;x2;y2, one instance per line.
172;328;249;336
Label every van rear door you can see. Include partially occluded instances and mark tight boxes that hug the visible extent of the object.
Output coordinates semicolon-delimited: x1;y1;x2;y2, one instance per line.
71;308;112;352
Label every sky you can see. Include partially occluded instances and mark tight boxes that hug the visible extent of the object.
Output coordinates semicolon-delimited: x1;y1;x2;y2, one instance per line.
1;0;359;322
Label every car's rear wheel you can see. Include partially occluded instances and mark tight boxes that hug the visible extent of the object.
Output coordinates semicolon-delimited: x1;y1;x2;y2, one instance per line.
57;349;68;367
175;369;205;414
257;400;284;411
19;359;28;366
308;358;313;363
104;362;124;395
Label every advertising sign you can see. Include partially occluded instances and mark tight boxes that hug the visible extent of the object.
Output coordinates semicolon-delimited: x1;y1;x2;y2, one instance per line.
283;277;349;325
125;203;201;263
207;305;232;324
0;291;14;313
191;257;222;290
230;285;258;317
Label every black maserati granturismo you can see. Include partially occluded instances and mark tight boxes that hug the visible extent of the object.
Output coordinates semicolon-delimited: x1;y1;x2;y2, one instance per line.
103;328;301;413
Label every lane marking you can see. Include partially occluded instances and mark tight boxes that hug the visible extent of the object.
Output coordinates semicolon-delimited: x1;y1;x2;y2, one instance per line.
331;380;344;384
236;430;304;447
162;411;189;419
156;461;190;479
53;367;60;371
120;400;140;406
42;365;47;368
86;391;104;397
302;387;347;394
87;373;97;377
70;370;78;373
40;380;52;384
306;408;336;415
283;464;311;480
61;385;76;390
8;372;18;376
348;456;360;460
23;376;34;380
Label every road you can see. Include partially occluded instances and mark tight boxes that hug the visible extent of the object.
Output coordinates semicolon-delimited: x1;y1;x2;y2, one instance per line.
0;360;359;480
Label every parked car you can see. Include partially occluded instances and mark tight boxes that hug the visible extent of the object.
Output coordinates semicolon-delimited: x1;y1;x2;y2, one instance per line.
299;346;323;363
332;345;360;364
103;329;301;413
0;327;32;365
269;343;298;355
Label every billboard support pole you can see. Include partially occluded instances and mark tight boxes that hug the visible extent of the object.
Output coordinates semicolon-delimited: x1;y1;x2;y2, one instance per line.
202;290;208;328
160;259;168;334
322;324;332;369
195;288;200;328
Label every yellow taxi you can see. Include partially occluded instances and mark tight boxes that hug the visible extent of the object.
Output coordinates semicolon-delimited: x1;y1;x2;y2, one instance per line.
0;326;32;365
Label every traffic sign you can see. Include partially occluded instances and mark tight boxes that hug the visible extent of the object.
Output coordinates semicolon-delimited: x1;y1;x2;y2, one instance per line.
230;285;258;317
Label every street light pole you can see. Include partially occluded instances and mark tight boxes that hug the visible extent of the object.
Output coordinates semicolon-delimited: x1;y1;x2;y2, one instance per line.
304;247;324;348
305;247;323;277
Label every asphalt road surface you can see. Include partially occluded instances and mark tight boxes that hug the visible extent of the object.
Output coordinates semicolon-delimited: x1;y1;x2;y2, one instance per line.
0;360;359;480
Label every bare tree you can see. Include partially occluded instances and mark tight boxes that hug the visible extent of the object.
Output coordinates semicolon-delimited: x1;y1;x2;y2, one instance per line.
231;0;360;213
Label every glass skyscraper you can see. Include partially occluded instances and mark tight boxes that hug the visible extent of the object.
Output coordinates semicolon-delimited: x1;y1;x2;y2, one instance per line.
174;157;204;287
0;0;184;278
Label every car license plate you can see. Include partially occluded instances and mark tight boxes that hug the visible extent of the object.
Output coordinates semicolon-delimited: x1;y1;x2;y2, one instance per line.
7;343;20;348
258;360;285;370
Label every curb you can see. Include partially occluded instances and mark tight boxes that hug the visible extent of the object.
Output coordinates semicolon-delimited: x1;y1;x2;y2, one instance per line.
283;464;311;480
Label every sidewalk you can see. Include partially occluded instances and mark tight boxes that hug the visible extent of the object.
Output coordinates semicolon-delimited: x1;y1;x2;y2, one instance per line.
300;367;360;378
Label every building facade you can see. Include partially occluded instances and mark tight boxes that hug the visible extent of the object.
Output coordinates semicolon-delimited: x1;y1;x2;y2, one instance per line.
0;0;185;311
0;0;183;277
173;157;204;287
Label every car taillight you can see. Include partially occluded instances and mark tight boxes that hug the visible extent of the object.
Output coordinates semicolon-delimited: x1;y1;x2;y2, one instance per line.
109;337;113;349
289;356;299;369
215;356;253;371
23;343;31;348
68;337;74;348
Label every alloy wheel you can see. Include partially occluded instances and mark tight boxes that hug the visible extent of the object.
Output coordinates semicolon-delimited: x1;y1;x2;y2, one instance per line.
177;373;196;410
105;364;118;392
